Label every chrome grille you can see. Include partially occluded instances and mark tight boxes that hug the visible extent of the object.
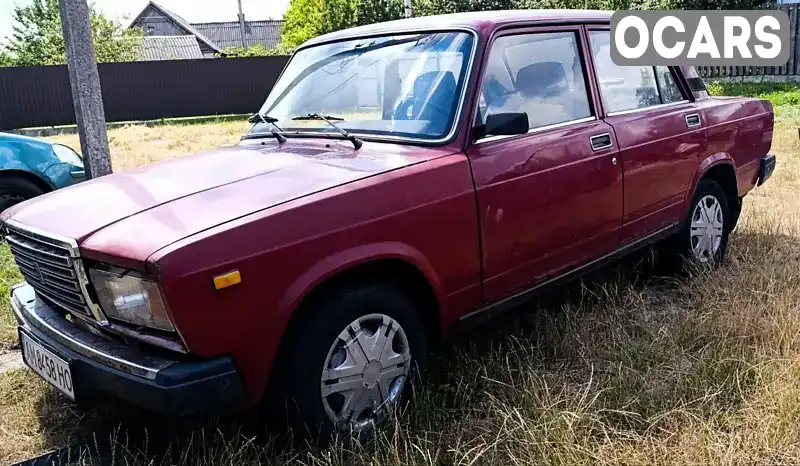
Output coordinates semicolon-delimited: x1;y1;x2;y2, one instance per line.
4;224;93;318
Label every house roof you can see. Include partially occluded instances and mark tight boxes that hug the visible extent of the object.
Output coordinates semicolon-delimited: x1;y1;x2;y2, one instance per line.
130;1;222;53
138;35;203;61
191;20;283;50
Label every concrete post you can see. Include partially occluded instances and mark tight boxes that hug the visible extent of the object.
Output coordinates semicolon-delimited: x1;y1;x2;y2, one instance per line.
58;0;112;179
237;0;247;49
404;0;412;18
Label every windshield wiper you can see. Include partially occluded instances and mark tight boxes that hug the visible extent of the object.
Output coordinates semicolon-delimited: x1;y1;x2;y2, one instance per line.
291;113;363;149
248;113;286;143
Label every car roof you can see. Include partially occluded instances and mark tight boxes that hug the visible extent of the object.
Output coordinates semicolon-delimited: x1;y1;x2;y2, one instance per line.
304;9;613;46
0;132;56;148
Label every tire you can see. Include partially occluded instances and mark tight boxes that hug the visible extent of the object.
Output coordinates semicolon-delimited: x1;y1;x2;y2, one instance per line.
0;177;45;213
274;281;427;437
663;178;731;267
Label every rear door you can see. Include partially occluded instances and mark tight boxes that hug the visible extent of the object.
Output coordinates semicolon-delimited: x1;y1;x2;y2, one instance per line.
466;25;623;303
586;28;707;244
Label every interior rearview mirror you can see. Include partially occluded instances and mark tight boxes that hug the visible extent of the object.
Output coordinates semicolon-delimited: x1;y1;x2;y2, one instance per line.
475;112;529;140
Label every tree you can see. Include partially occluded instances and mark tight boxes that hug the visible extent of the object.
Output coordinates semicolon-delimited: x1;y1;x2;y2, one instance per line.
354;0;403;27
282;0;406;48
2;0;143;67
321;0;357;34
281;0;356;49
412;0;515;16
280;0;776;49
0;51;12;67
281;0;324;48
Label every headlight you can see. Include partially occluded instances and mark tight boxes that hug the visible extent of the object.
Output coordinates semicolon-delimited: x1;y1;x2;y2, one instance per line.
51;144;84;168
89;268;175;332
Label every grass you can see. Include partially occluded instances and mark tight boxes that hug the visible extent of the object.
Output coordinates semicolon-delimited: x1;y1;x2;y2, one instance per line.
0;245;22;353
0;90;798;464
46;119;249;172
706;81;800;107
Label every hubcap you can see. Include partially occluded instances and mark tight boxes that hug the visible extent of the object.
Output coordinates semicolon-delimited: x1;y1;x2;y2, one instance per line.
690;194;724;263
320;314;411;432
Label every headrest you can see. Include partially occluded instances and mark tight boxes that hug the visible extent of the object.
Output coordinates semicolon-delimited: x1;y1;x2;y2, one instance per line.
516;62;568;99
413;71;456;100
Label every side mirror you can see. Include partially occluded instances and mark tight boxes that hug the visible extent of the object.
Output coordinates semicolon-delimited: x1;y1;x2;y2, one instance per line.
475;112;528;140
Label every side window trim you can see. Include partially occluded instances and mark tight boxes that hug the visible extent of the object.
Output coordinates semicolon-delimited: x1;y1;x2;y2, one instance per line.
605;99;691;117
471;25;597;146
476;115;596;144
586;28;690;117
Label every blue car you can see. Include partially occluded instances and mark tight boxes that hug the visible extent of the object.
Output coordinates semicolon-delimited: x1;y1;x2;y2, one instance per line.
0;133;86;212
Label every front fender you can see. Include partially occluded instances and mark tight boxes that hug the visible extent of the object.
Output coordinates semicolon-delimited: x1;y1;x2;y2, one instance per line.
277;242;447;330
43;162;86;188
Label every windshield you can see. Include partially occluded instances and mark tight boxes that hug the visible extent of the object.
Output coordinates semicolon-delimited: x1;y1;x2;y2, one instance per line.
253;31;475;141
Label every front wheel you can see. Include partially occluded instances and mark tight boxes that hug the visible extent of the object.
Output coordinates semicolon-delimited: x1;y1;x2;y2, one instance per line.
663;178;731;267
275;282;427;436
0;177;45;213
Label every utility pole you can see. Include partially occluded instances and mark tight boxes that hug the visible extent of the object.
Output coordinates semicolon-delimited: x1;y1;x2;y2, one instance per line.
404;0;412;18
237;0;247;49
58;0;112;178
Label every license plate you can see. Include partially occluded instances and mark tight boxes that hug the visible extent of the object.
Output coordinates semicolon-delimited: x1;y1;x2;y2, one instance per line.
20;332;75;400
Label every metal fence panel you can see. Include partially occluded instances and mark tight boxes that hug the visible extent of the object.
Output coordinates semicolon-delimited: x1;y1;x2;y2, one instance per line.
696;5;799;78
0;56;290;130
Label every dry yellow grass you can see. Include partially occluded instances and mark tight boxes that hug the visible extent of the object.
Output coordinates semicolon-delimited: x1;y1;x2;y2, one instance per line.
46;120;249;171
0;108;798;464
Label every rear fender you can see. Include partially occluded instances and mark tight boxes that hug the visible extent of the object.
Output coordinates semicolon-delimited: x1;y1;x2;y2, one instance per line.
681;153;737;219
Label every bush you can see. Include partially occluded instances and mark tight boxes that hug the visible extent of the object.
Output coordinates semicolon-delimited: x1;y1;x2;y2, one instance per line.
219;43;295;58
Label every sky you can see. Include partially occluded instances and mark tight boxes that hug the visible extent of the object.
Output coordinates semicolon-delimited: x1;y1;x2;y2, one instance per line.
0;0;292;41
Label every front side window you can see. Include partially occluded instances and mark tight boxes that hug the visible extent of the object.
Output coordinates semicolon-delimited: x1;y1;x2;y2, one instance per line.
254;32;475;141
477;31;592;133
590;31;686;113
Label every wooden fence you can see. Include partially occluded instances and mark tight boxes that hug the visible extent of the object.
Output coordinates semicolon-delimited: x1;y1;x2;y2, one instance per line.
697;4;800;78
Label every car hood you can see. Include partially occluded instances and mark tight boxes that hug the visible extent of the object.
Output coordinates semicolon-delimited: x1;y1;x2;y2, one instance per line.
2;139;455;264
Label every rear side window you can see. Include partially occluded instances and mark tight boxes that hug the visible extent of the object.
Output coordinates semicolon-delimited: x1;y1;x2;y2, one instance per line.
589;31;686;113
478;31;592;132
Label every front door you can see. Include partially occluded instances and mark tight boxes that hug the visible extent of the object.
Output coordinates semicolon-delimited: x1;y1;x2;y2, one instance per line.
466;26;624;303
587;29;707;243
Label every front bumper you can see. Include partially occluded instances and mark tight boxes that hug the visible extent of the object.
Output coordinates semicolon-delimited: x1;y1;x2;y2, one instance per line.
11;282;244;416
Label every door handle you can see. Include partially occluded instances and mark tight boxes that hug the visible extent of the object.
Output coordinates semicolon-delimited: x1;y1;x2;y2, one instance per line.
590;133;613;151
685;113;701;128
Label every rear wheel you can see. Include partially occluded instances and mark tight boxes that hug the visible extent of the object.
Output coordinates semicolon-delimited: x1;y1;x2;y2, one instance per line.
275;282;427;436
0;177;45;213
663;178;731;267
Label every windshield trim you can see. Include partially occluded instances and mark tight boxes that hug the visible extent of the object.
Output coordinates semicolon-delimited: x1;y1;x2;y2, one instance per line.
259;27;480;147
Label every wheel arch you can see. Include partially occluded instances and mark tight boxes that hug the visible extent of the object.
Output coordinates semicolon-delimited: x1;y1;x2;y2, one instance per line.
0;169;55;193
277;245;446;345
684;155;739;226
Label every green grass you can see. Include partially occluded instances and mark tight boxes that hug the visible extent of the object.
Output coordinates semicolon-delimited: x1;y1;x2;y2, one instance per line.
706;81;800;107
0;245;22;352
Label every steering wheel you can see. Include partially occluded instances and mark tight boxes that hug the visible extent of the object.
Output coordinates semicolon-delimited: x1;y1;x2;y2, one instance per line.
393;97;416;120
